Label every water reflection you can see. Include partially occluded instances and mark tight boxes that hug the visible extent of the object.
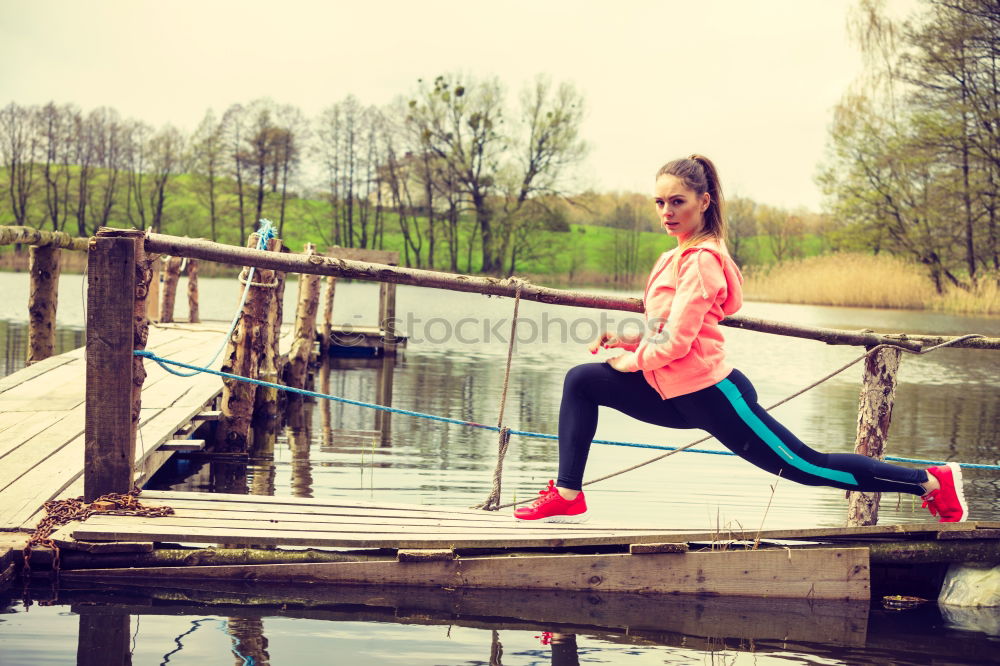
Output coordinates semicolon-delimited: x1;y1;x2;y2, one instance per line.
0;318;83;376
5;582;1000;665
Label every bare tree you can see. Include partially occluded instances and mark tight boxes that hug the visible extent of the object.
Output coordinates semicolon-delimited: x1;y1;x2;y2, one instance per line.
123;119;153;229
89;107;126;232
502;76;587;274
408;75;505;272
221;103;249;245
36;103;76;232
0;102;38;227
727;195;757;266
190;109;225;241
147;125;185;233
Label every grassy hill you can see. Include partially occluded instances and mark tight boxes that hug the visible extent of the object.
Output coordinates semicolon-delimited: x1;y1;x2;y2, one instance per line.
0;169;824;288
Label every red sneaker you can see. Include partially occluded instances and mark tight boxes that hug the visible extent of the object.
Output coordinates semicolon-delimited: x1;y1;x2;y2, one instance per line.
514;480;588;522
921;462;969;523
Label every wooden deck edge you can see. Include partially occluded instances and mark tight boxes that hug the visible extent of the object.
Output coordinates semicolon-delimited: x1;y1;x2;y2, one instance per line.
58;546;871;600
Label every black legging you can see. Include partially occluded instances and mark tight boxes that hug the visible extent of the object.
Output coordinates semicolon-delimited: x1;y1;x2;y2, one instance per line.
556;363;928;494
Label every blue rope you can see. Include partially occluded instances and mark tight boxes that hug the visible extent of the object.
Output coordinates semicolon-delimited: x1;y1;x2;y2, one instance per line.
133;349;1000;471
164;219;276;378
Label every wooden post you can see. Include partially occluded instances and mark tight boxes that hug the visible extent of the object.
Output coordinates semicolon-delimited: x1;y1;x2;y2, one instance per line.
77;608;131;666
215;234;281;454
284;243;321;391
187;258;200;323
159;256;183;323
251;247;285;452
321;275;336;354
847;346;903;527
374;352;394;445
84;234;135;502
26;244;61;365
146;255;160;322
379;280;398;354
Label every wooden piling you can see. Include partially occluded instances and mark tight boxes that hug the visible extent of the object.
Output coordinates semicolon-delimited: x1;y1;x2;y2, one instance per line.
146;256;160;322
26;244;61;365
214;233;281;454
321;275;336;354
847;346;903;527
251;247;285;442
77;608;131;666
374;352;394;444
379;281;398;354
186;258;199;323
84;233;136;502
159;256;183;323
284;243;321;391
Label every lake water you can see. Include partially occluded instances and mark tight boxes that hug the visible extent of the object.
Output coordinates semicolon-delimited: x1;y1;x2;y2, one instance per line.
1;271;999;664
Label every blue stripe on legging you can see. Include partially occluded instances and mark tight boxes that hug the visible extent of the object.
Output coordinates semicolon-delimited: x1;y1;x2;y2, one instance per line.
716;378;858;486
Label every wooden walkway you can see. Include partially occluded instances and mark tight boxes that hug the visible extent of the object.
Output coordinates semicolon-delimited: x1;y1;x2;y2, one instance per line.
50;489;1000;550
35;489;999;601
0;322;276;531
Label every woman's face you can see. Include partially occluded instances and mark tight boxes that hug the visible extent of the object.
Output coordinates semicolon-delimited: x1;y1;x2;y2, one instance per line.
654;174;709;240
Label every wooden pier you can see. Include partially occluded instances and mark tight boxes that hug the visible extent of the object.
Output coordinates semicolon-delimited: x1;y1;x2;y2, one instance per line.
2;225;1000;608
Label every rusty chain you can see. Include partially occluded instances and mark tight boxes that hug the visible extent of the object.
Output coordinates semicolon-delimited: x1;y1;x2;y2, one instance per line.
22;487;174;577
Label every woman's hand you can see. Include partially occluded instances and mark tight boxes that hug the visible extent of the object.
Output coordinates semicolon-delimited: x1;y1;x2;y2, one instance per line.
588;331;641;355
605;353;634;372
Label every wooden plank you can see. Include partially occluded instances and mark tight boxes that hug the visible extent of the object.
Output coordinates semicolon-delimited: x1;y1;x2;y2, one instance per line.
74;514;682;538
0;352;76;396
0;410;33;434
95;497;672;533
0;410;70;464
0;410;85;493
137;489;536;518
62;521;766;549
121;497;564;524
158;440;206;452
53;546;871;600
938;528;1000;540
0;362;87;412
630;542;689;554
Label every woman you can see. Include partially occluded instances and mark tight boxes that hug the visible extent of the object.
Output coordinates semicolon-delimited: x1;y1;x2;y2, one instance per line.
514;155;968;524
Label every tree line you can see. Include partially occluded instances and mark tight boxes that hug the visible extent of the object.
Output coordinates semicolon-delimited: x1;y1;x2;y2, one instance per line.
821;0;999;292
0;73;586;276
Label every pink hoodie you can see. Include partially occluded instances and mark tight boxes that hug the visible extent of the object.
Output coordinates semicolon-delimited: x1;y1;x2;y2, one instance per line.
615;239;744;399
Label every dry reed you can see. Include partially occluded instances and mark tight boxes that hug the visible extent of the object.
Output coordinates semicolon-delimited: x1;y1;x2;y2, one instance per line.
931;276;1000;315
743;253;937;310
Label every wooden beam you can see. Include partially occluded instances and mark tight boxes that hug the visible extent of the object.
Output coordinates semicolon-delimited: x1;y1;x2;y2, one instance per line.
53;546;871;600
142;232;1000;350
0;225;89;251
84;235;136;501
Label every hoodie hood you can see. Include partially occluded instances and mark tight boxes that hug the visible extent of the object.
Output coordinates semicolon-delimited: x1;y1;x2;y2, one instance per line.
670;240;744;317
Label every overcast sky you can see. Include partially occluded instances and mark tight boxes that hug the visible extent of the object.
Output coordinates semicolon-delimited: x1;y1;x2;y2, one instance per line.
1;0;917;211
